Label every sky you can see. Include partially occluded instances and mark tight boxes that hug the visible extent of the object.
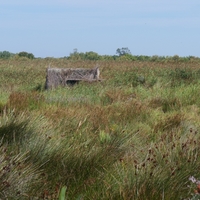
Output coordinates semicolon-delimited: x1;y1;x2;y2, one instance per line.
1;0;200;58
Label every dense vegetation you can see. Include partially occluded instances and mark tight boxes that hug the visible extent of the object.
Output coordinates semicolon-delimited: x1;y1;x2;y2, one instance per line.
1;49;200;62
0;57;200;199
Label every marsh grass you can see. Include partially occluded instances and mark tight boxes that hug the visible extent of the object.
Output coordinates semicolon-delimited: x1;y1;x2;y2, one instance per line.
1;59;200;199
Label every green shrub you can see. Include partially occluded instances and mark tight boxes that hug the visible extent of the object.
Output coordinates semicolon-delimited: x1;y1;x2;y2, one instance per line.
169;68;194;86
18;51;34;59
112;71;145;87
0;51;14;59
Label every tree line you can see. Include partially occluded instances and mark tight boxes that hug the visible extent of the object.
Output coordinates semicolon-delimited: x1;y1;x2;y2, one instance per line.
65;48;199;62
0;48;199;62
0;51;34;59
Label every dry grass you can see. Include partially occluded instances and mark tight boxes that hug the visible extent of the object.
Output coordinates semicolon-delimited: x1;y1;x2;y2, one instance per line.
0;58;200;199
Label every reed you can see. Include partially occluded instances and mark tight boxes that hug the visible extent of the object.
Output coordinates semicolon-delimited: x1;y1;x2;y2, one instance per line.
0;58;200;199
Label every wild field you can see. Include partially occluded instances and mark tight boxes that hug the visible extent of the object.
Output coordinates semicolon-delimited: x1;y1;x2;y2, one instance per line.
1;58;200;199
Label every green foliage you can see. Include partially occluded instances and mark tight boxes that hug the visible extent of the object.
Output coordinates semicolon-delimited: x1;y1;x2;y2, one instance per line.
112;71;145;87
0;51;14;59
68;50;100;60
63;49;200;62
59;186;67;200
99;130;111;144
18;51;34;59
116;47;132;56
84;51;100;60
168;68;200;87
172;68;193;80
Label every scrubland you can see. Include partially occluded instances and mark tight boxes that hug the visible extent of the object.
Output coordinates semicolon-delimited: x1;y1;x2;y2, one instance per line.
1;58;200;199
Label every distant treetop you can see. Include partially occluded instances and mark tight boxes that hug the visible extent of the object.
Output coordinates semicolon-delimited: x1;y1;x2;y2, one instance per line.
0;49;199;62
18;51;35;59
0;51;14;59
116;47;132;56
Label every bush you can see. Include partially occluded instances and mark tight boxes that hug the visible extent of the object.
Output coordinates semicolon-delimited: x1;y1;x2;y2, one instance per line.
169;68;194;86
18;51;34;59
0;51;14;59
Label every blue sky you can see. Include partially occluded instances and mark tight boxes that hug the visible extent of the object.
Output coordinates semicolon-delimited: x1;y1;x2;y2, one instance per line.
1;0;200;58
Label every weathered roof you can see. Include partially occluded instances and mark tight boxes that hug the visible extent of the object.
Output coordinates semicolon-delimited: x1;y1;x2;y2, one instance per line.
45;67;100;89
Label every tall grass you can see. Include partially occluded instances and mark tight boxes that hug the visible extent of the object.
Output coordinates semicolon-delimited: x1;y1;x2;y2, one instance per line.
0;58;200;199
